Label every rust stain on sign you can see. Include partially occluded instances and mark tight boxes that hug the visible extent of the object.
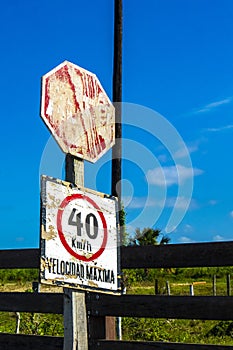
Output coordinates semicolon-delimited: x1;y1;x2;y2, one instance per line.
40;175;122;295
41;61;115;163
41;225;57;241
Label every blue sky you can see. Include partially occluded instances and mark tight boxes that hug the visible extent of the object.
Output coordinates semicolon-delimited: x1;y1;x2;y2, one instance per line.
0;0;233;248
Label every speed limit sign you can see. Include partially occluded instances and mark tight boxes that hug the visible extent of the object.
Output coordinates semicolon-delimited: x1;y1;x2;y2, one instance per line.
40;175;121;294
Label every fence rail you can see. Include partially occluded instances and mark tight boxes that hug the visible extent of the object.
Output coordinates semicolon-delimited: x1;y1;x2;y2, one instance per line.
86;294;233;320
2;241;233;269
1;242;233;349
0;333;63;350
0;292;63;313
121;241;233;268
89;340;233;350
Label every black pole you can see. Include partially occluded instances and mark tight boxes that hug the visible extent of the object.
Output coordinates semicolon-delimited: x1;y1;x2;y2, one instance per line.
112;1;123;340
112;0;122;205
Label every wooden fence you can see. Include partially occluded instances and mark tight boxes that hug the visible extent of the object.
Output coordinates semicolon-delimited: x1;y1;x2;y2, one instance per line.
1;241;233;349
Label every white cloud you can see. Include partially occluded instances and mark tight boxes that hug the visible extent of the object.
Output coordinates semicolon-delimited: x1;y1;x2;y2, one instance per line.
205;124;233;133
194;97;232;114
208;200;218;206
177;236;196;243
147;165;203;187
165;197;199;210
124;195;198;211
184;224;194;233
213;235;225;242
174;145;198;159
157;154;168;163
123;196;157;209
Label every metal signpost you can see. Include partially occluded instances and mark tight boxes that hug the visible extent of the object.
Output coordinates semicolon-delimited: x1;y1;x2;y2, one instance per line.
39;61;119;349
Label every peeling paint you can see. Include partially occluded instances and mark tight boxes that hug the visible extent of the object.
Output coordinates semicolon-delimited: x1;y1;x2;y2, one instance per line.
87;280;98;288
40;175;122;295
41;225;57;240
41;61;115;163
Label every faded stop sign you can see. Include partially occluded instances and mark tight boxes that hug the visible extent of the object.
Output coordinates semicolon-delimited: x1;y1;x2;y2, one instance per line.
40;61;115;163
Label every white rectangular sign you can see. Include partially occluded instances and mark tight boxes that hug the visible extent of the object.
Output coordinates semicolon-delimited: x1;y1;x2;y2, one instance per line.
40;175;121;294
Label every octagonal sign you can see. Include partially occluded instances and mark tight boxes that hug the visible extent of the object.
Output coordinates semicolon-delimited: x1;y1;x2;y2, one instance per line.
41;61;115;163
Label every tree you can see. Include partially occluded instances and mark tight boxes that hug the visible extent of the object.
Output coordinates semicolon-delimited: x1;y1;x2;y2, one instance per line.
131;227;170;246
128;227;170;281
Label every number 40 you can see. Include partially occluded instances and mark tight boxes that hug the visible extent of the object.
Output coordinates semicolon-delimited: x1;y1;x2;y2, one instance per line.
68;208;98;239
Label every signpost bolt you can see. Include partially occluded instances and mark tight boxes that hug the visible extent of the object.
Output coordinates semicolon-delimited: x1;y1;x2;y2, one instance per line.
95;294;100;300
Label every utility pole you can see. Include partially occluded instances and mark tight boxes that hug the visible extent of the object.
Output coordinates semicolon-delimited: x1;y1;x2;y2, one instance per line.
112;0;122;206
112;0;123;341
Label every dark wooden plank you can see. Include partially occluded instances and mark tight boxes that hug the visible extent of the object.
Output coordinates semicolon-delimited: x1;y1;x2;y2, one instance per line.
87;292;106;345
1;241;233;271
87;294;233;320
90;340;233;350
88;315;106;339
0;249;39;268
0;333;63;350
0;292;63;314
121;241;233;268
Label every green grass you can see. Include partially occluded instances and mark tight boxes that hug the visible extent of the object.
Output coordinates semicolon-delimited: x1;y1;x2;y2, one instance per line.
122;318;233;345
0;312;63;336
122;279;233;345
0;271;63;336
129;281;230;296
0;312;17;334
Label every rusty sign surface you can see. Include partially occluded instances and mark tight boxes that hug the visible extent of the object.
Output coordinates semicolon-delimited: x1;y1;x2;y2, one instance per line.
40;175;121;294
40;61;115;163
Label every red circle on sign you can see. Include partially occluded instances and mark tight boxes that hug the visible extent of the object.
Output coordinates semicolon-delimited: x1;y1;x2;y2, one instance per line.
57;194;107;262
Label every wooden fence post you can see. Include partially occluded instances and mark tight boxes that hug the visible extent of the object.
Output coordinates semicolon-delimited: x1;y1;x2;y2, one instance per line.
213;275;217;296
63;155;88;350
65;153;84;186
63;289;88;350
15;312;20;334
189;284;194;296
166;281;171;296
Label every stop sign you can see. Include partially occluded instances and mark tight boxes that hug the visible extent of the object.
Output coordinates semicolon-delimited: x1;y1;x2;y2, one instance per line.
41;61;115;163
